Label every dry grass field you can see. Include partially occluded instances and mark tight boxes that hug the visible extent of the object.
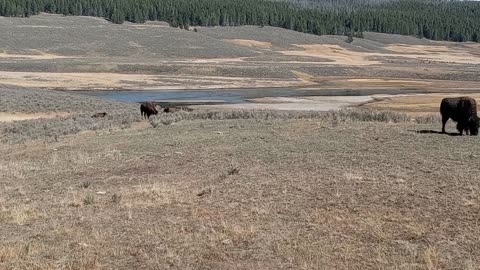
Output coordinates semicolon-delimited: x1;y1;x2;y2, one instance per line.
1;112;479;269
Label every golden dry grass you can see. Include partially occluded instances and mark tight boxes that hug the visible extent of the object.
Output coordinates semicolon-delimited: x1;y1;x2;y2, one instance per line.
364;94;480;115
223;39;272;49
0;112;71;122
1;117;479;269
0;71;307;90
280;44;381;65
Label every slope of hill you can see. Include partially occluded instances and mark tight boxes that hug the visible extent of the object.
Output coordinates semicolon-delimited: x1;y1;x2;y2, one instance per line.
0;14;479;92
0;0;479;41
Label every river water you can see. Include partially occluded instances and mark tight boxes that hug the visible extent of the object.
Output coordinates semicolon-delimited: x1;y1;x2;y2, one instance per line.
75;87;430;106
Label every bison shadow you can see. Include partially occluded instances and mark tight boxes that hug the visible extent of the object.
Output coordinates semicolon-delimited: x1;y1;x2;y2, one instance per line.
410;129;463;136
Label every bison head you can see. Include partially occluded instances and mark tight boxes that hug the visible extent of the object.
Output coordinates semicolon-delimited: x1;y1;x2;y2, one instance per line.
153;105;160;115
468;116;479;136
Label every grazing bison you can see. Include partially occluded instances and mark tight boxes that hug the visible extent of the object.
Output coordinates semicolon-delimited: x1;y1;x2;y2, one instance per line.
140;102;158;119
91;112;107;118
164;107;178;113
440;97;479;135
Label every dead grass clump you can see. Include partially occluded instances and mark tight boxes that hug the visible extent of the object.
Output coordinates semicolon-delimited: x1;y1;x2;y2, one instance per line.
0;160;41;179
414;114;439;124
0;205;39;226
149;109;432;127
219;222;257;246
423;246;443;270
111;193;122;204
60;251;102;270
120;182;184;206
81;181;91;189
83;193;95;205
227;165;240;175
0;241;44;264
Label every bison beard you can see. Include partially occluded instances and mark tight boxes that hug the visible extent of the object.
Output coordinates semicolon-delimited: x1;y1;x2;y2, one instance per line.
140;102;158;119
440;97;479;136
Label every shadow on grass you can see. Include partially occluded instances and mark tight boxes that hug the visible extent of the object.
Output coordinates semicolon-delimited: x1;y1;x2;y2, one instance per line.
410;129;463;136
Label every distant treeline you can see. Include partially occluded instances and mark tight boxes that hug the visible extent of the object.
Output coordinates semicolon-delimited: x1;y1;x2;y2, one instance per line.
0;0;479;42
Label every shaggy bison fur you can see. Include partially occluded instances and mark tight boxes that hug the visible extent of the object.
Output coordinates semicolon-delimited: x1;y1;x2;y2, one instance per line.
91;112;107;118
440;97;479;135
140;102;158;119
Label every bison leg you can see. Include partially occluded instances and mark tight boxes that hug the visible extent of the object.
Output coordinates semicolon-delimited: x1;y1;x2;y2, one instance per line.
441;116;448;133
456;122;464;135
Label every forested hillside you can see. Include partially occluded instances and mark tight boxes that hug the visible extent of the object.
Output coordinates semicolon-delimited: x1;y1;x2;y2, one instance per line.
0;0;479;42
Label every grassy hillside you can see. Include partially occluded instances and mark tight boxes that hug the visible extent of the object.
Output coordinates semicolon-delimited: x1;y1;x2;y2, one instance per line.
1;14;480;92
0;0;479;41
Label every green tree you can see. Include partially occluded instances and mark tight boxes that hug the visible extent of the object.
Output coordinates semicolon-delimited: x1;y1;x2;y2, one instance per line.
110;7;124;24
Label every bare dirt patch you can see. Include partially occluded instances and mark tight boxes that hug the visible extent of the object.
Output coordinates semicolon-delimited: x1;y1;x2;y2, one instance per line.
0;71;307;90
301;76;480;91
200;96;375;111
279;43;480;66
0;112;70;122
384;44;480;65
347;78;433;87
0;49;69;60
223;39;272;49
280;44;380;66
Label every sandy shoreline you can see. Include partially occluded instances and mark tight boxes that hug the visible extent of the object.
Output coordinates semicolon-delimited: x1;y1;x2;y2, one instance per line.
192;94;428;112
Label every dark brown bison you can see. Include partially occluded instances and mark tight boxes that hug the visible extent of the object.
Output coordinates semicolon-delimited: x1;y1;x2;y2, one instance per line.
140;102;159;119
163;107;178;113
91;112;107;118
440;97;479;135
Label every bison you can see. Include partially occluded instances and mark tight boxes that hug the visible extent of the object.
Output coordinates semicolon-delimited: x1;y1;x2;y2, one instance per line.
140;102;159;119
91;112;107;118
163;107;178;113
440;97;479;135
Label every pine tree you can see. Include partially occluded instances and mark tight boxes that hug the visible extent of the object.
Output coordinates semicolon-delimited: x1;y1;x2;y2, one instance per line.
110;7;124;24
0;0;478;42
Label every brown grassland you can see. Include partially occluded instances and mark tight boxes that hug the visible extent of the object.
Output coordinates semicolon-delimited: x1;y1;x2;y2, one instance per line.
1;108;480;269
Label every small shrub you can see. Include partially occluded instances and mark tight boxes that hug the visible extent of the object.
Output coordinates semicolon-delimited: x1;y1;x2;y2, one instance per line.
159;117;178;126
83;194;95;205
345;33;354;43
147;108;421;127
353;31;364;38
227;166;240;175
111;193;122;204
81;181;91;189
